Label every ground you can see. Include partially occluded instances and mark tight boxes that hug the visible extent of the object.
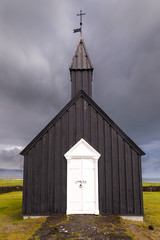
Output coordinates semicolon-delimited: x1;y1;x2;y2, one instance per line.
29;215;133;240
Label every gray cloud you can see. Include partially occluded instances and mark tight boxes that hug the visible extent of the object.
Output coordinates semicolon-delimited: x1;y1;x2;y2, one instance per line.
141;141;160;178
0;148;23;170
0;0;160;177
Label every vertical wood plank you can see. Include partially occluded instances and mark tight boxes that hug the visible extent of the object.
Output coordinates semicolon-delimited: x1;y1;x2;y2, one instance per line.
111;129;119;214
71;71;76;98
36;140;42;214
69;105;75;148
132;150;140;215
88;71;92;98
54;120;62;213
26;151;32;214
76;97;83;142
30;147;35;214
75;71;82;94
104;122;113;214
51;126;56;214
61;113;68;213
48;126;54;213
83;71;87;94
41;133;49;213
34;143;39;214
83;99;90;143
125;142;134;214
118;135;127;215
90;107;97;150
138;155;144;215
22;155;28;215
97;115;105;213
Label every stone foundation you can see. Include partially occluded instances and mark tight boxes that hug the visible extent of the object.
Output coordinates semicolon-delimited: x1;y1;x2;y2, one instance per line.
142;186;160;192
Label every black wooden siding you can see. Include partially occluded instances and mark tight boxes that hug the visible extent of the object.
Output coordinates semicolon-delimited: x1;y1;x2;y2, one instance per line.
22;94;144;216
71;70;92;98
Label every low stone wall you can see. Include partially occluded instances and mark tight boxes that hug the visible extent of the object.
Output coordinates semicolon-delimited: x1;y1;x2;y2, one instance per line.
0;186;160;194
142;186;160;192
0;186;23;194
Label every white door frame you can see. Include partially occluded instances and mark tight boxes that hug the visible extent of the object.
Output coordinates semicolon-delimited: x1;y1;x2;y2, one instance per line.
64;138;101;215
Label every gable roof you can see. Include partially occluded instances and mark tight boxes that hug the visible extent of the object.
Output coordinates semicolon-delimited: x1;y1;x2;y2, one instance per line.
20;90;145;156
70;37;93;70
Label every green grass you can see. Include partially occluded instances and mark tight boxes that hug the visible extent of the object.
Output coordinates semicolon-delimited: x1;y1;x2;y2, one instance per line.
143;192;160;226
0;191;46;240
0;179;23;187
143;182;160;186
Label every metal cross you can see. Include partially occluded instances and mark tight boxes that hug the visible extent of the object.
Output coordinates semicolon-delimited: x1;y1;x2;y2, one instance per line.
77;10;85;27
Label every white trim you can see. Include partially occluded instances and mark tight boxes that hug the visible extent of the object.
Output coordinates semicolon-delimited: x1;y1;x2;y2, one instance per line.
121;216;144;221
64;138;101;159
64;138;100;215
66;211;99;215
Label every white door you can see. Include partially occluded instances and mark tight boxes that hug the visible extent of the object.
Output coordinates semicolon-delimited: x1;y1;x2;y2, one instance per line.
64;138;100;215
68;158;95;214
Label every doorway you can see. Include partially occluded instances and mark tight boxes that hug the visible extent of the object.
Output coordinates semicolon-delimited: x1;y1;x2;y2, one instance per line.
64;139;100;214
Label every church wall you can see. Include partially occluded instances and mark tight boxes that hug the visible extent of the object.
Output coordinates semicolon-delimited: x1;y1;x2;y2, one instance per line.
22;96;143;216
81;98;143;216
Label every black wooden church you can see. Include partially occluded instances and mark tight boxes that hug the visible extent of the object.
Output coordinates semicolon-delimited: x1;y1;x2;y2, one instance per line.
21;28;145;220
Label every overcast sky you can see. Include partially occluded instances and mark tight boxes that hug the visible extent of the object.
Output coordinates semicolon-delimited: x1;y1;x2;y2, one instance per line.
0;0;160;178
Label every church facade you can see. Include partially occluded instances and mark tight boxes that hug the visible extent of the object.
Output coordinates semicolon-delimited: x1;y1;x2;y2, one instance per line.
21;37;144;220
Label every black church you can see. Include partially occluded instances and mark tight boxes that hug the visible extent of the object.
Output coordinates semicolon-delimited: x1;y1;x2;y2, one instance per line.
21;33;144;221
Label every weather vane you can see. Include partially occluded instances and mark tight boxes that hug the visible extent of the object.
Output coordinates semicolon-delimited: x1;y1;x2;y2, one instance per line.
73;10;86;35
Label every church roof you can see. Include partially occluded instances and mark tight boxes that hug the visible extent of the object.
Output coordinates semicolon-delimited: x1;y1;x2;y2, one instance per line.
70;37;93;70
20;90;145;156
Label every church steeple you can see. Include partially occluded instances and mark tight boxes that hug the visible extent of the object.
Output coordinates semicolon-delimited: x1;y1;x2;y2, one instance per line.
70;36;93;98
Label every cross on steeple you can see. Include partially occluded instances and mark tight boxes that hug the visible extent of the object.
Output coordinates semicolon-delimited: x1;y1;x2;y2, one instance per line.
77;10;85;27
73;10;86;35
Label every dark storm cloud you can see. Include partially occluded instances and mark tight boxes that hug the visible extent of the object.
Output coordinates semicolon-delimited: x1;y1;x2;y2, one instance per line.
0;148;23;170
0;0;160;176
0;0;73;147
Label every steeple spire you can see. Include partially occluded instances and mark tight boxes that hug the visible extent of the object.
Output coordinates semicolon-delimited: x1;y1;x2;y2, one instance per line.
70;37;94;98
70;37;93;70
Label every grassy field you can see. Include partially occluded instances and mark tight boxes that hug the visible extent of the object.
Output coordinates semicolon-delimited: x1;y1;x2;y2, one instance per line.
142;182;160;186
0;179;23;186
0;192;46;240
143;192;160;226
